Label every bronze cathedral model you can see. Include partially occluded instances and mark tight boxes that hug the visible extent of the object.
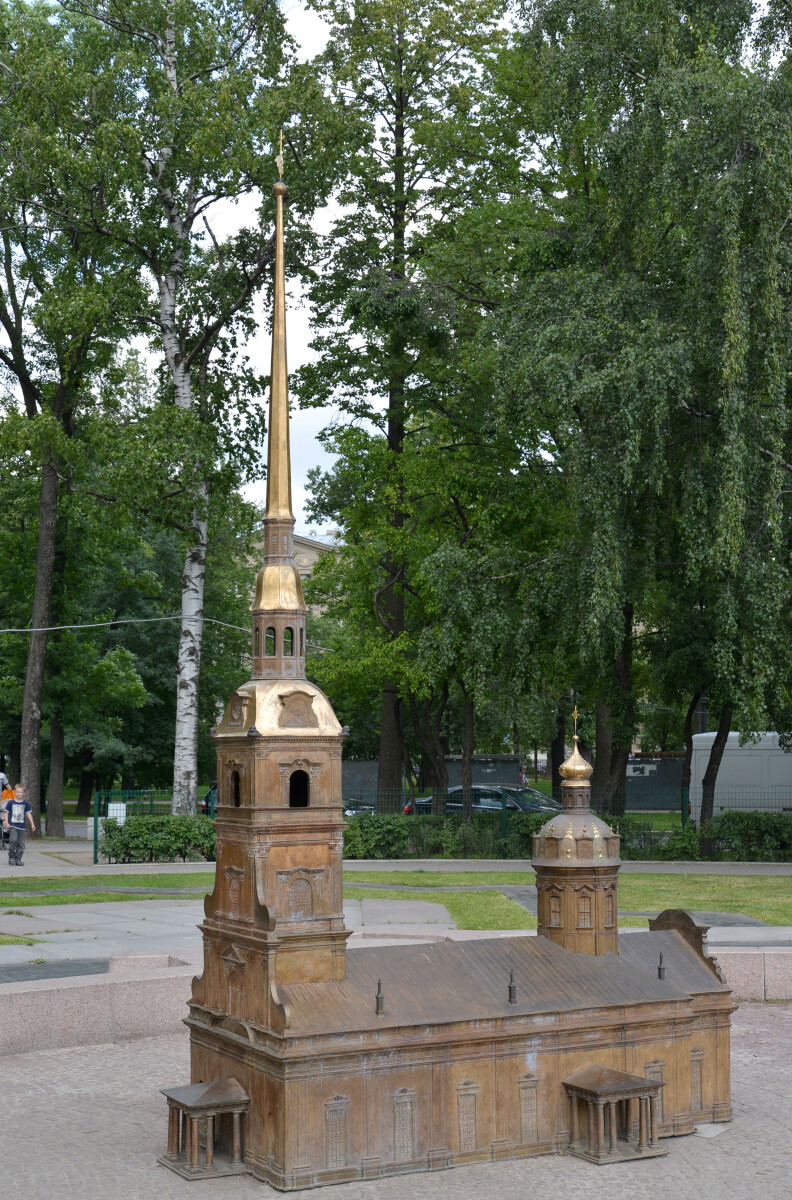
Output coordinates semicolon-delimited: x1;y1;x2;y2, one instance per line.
159;173;735;1188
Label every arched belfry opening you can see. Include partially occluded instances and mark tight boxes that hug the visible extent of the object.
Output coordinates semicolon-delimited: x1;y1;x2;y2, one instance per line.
289;769;309;808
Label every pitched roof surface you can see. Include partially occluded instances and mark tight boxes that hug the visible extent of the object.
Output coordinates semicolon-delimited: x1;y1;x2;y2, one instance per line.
618;929;729;995
279;931;706;1036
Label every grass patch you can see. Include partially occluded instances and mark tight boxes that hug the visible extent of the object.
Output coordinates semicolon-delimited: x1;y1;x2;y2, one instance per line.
0;935;38;945
343;870;534;888
345;869;792;925
0;872;215;894
343;886;535;930
2;892;165;906
619;874;792;925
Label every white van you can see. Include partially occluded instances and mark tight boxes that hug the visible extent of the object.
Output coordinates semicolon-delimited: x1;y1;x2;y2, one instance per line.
690;732;792;822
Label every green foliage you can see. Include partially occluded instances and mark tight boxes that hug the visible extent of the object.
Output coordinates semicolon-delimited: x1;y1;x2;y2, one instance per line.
342;811;546;859
99;815;216;863
702;812;792;863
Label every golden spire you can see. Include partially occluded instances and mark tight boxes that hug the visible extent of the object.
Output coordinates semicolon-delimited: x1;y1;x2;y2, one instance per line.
265;167;293;521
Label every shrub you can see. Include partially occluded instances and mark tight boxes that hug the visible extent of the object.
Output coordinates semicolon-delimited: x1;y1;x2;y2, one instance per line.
657;824;701;861
701;811;792;862
342;813;411;859
99;815;216;863
607;814;670;860
342;811;546;860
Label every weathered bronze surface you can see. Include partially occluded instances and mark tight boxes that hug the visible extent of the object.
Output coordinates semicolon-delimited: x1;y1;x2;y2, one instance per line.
532;734;620;954
564;1065;667;1164
159;174;735;1188
159;1078;250;1179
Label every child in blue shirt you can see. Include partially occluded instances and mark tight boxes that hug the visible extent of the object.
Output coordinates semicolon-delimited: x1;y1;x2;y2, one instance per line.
3;784;35;865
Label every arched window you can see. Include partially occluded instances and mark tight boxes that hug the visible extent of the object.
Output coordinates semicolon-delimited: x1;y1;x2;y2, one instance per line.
299;627;304;656
265;626;276;656
232;770;241;808
289;769;309;807
283;626;294;656
254;626;260;656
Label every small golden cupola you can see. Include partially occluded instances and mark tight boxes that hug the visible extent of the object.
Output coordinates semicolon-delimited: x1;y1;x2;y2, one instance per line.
532;709;621;955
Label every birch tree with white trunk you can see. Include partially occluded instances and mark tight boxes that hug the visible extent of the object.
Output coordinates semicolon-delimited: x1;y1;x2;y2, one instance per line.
54;0;302;811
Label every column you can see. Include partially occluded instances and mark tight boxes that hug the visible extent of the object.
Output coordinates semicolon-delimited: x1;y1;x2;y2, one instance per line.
587;1101;596;1152
191;1116;200;1168
638;1097;647;1151
167;1106;177;1156
649;1096;658;1146
206;1115;214;1168
233;1111;242;1163
608;1101;618;1152
596;1103;605;1159
569;1095;579;1146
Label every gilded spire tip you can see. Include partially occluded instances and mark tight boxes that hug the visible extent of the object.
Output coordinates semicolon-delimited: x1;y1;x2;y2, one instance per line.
275;129;284;183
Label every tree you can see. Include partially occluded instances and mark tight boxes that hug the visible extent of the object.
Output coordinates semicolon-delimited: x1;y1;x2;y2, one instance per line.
296;0;506;799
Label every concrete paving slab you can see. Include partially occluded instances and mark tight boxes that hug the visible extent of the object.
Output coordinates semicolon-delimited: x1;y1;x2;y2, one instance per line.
0;1003;790;1199
0;957;109;984
707;925;792;946
359;897;455;926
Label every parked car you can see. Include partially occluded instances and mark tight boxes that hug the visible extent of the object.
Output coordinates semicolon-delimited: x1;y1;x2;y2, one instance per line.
403;785;561;816
342;799;378;818
201;782;217;815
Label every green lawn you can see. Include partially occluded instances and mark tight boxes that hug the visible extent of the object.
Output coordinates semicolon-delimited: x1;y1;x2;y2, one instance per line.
619;874;792;925
3;892;165;907
343;869;534;888
346;869;792;926
343;885;536;930
0;934;38;945
0;872;215;893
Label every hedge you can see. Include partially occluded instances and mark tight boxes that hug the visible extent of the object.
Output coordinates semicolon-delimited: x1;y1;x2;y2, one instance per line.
99;815;216;863
98;809;792;864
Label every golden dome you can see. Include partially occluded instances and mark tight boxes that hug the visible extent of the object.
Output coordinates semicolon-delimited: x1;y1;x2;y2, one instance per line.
559;736;593;782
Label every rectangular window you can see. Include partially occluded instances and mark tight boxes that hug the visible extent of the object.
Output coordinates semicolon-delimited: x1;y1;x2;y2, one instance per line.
606;894;614;926
578;896;592;928
550;895;561;927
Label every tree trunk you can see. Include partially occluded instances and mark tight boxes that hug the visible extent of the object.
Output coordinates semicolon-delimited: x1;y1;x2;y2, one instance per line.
20;455;60;838
172;502;208;814
377;684;404;807
591;702;612;811
461;685;474;825
602;603;634;817
681;690;703;819
605;746;630;817
700;705;732;827
550;702;567;800
46;714;65;838
75;767;96;817
409;686;449;814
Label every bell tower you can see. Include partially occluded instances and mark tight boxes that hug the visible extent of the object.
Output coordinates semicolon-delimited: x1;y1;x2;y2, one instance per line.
190;172;348;1041
532;710;621;956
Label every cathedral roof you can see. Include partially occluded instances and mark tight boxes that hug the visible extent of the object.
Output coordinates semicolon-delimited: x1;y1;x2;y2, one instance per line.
276;929;727;1036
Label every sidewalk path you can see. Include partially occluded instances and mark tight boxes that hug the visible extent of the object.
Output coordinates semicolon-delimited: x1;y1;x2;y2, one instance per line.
0;1003;788;1200
5;845;792;881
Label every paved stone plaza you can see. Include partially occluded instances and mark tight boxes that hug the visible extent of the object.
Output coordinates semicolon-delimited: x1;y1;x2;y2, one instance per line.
2;1002;788;1200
